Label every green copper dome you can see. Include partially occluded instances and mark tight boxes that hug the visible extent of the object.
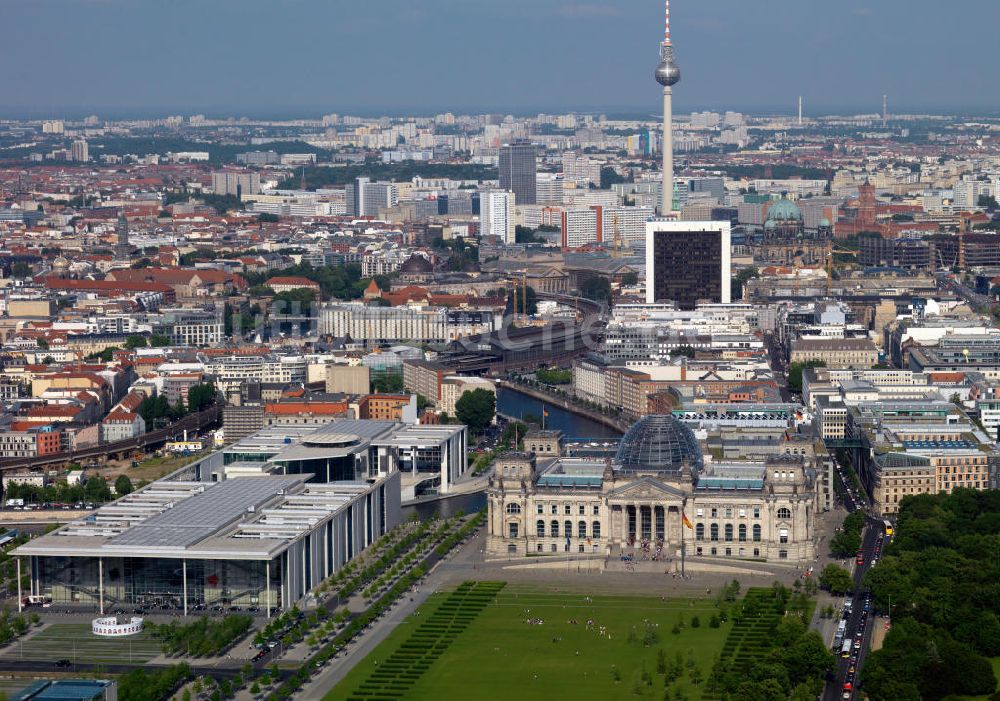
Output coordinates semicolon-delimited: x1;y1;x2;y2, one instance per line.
766;198;803;222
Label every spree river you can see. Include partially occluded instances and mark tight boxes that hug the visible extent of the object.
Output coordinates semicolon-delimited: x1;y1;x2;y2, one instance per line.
496;386;623;440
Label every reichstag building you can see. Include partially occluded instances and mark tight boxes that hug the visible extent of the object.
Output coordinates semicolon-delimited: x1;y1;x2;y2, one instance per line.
486;415;817;564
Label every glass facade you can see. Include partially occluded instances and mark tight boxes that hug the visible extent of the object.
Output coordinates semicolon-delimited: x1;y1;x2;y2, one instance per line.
651;229;722;309
35;556;279;610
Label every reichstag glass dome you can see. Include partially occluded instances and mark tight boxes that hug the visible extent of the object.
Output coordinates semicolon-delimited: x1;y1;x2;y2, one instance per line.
615;415;703;475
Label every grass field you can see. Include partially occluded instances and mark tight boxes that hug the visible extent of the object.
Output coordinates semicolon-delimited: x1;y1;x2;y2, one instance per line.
330;582;731;701
0;623;161;664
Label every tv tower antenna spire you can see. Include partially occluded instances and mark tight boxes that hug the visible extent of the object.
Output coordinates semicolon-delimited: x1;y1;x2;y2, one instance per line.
655;0;680;216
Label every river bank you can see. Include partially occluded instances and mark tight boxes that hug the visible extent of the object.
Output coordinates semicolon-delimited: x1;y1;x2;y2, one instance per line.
496;381;628;436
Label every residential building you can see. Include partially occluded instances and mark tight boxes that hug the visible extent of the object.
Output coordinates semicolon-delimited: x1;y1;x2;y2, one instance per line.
211;171;260;197
480;190;516;244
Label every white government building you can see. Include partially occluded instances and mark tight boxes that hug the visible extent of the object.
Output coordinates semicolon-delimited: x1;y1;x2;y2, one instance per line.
486;416;817;564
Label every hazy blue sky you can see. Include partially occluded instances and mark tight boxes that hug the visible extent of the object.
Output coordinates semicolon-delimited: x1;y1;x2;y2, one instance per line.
2;0;996;117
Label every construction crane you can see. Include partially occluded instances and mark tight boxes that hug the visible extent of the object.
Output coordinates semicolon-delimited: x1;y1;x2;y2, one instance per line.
611;215;631;258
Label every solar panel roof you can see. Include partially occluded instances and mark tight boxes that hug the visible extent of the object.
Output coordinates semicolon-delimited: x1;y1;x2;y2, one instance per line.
106;476;302;551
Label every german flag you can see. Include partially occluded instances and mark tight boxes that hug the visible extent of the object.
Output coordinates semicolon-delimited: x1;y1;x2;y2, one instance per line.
682;511;694;530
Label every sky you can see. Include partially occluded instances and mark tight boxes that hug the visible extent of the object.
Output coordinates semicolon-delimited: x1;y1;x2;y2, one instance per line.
1;0;997;118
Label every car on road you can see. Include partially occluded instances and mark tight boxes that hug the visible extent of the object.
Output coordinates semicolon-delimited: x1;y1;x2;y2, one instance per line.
856;553;865;565
55;659;71;668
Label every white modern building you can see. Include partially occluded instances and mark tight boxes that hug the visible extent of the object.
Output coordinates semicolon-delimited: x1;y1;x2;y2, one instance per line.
480;190;516;244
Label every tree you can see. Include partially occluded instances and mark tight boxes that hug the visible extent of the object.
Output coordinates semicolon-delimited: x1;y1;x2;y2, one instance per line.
514;225;543;244
9;263;31;279
149;334;172;347
818;563;853;595
600;166;627;189
186;383;216;413
455;389;496;434
115;475;134;496
732;267;760;300
978;194;999;211
783;631;834;685
787;360;825;393
371;373;404;393
124;334;148;350
620;271;639;286
579;277;612;303
36;338;49;350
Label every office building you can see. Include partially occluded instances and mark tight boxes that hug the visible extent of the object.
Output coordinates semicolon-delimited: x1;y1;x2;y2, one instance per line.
645;221;731;309
14;472;400;615
480;190;516;243
346;178;398;217
499;141;537;206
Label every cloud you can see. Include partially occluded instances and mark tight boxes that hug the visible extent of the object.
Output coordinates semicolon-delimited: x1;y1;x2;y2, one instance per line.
557;3;622;18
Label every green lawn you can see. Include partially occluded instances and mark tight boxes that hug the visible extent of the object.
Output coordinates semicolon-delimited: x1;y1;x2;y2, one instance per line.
0;623;161;664
329;582;731;701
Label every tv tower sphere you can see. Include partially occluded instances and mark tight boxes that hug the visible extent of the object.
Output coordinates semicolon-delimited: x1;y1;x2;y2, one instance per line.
655;47;681;86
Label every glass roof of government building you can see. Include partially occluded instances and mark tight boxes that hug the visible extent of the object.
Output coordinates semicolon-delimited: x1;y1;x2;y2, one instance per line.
615;416;703;475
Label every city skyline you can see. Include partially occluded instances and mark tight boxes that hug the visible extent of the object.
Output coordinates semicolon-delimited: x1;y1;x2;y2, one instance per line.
2;0;999;117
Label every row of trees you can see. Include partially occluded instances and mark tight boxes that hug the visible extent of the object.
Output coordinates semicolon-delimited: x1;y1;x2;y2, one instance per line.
862;489;1000;700
136;382;215;425
709;584;833;701
535;367;572;385
243;262;387;301
148;615;252;658
787;360;825;393
4;477;112;505
829;509;865;558
119;663;192;701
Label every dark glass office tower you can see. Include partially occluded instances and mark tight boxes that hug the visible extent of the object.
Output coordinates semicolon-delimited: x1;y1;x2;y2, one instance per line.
646;223;731;310
499;141;537;205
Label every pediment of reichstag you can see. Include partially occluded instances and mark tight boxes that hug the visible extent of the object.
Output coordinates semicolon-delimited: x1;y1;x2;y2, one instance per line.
606;476;687;502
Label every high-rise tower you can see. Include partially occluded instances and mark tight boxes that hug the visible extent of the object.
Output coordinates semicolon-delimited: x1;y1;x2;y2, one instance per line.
113;209;133;263
654;0;680;215
499;141;537;206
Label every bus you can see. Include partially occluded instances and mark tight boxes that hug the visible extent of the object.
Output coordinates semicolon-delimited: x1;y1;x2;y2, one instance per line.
834;620;848;648
883;520;894;537
841;639;853;658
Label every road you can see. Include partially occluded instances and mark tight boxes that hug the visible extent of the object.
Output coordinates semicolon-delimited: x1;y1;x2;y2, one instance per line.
939;274;992;310
823;454;887;701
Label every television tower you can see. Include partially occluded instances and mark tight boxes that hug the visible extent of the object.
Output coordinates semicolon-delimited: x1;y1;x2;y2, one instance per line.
655;0;680;215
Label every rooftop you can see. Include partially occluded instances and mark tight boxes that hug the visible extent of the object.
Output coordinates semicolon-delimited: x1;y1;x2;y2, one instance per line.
14;474;392;561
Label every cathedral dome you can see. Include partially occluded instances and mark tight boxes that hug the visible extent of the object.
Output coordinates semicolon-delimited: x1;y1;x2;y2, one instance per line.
766;198;802;222
615;415;703;475
399;254;433;274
